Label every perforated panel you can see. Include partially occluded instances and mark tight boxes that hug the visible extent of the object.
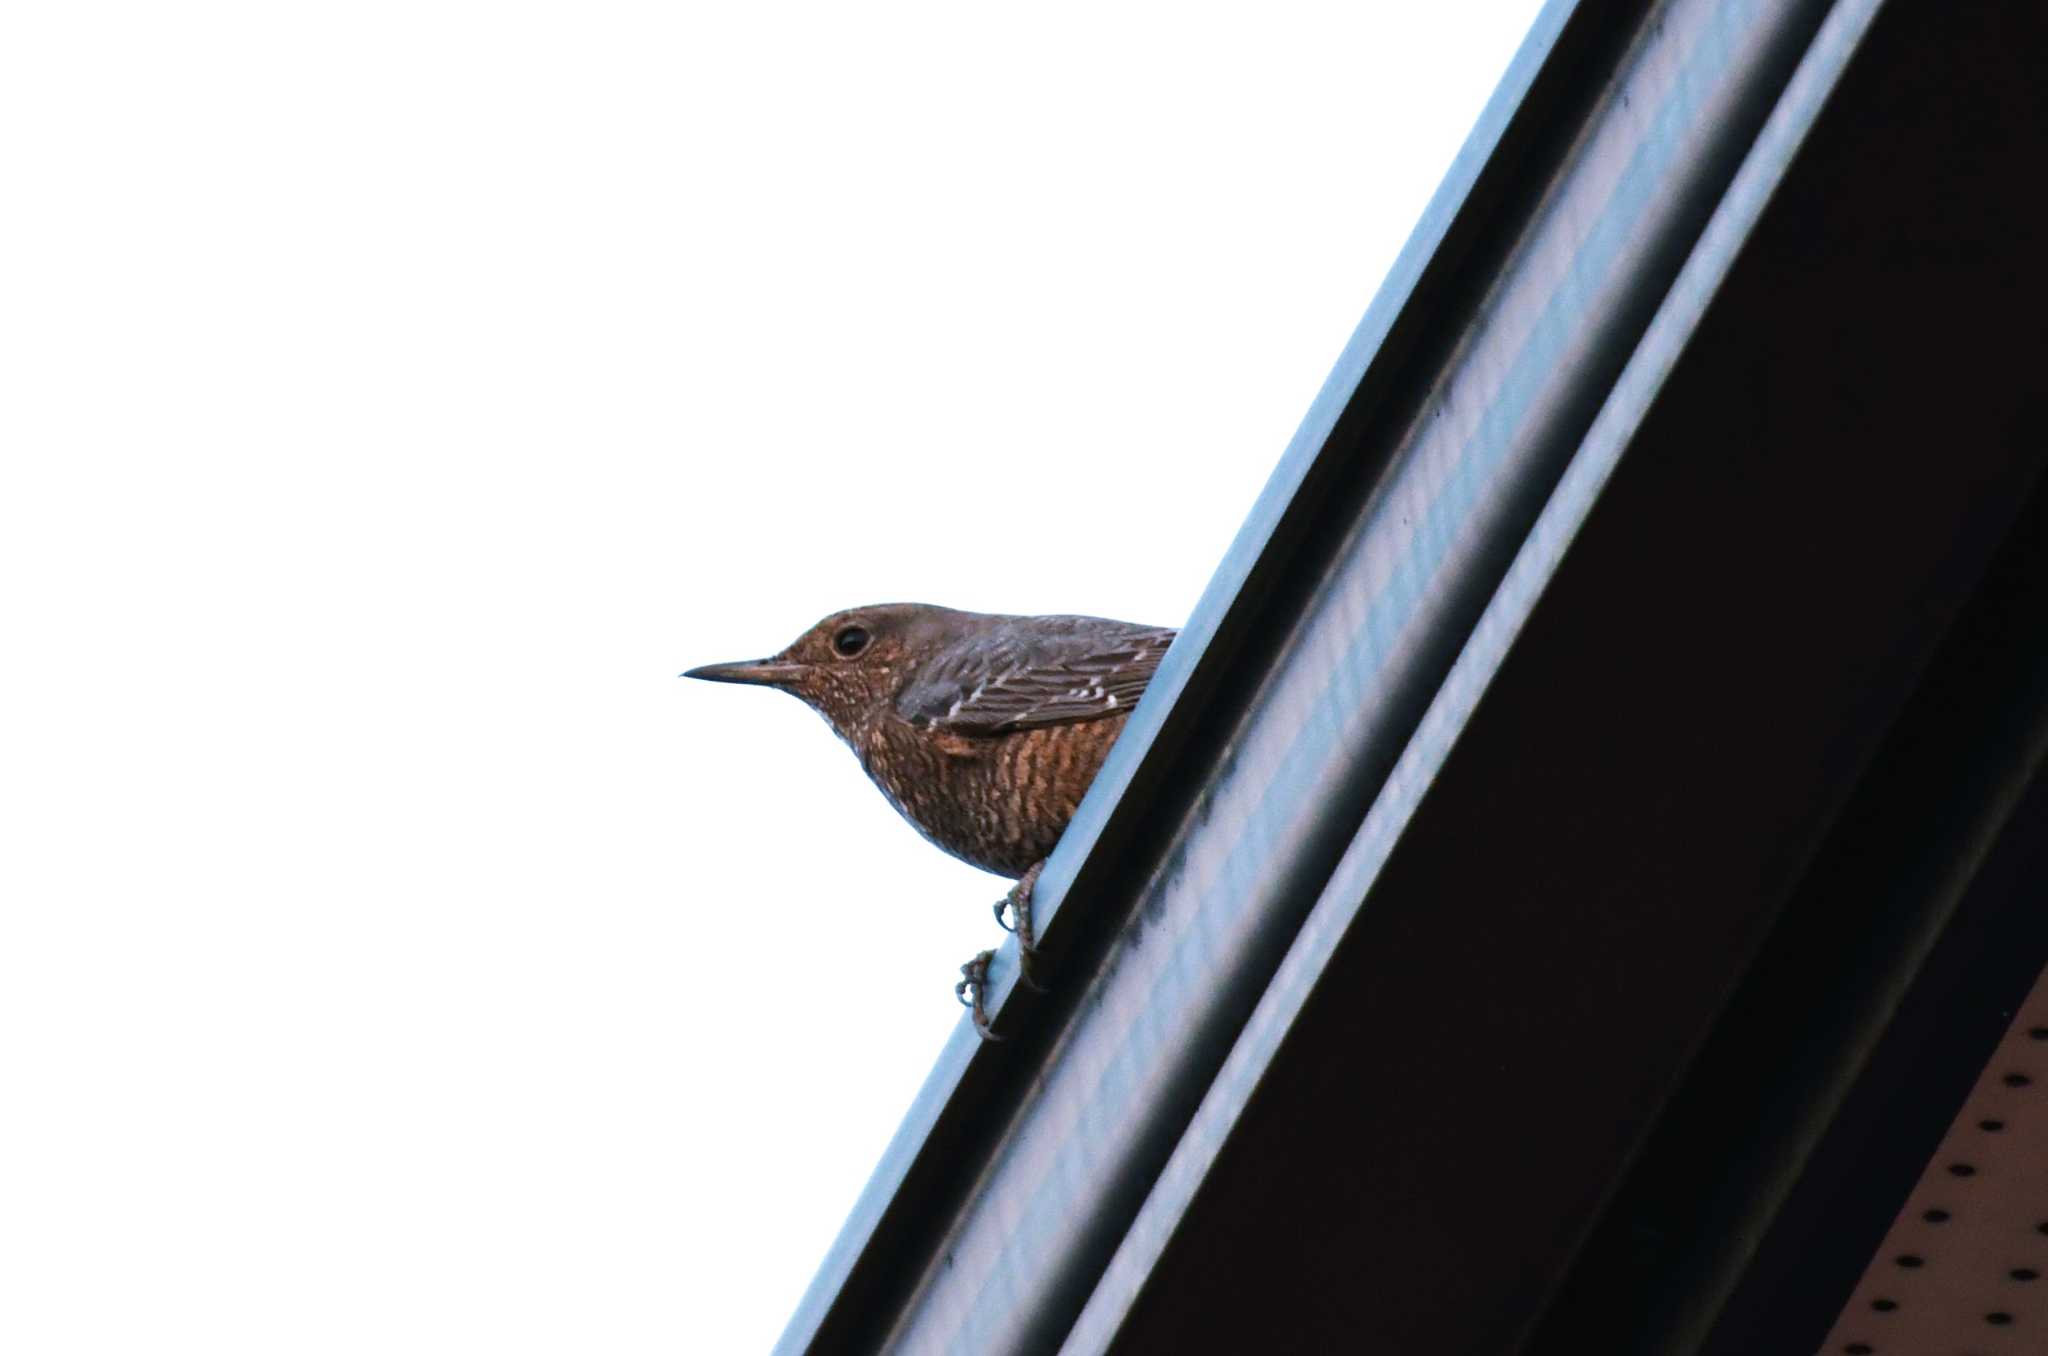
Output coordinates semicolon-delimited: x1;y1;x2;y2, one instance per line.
1821;965;2048;1354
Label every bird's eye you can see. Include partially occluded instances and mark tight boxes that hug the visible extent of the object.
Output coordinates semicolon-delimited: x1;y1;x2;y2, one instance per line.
832;624;870;657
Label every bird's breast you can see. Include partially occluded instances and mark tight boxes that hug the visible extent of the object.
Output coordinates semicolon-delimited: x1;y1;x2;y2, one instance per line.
855;716;1128;878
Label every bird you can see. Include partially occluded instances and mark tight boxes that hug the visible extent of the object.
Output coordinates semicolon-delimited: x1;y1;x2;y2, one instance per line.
683;603;1176;1037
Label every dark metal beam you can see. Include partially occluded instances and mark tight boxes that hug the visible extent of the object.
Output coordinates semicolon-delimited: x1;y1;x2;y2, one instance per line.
1081;0;2048;1348
773;0;1910;1347
771;0;1614;1347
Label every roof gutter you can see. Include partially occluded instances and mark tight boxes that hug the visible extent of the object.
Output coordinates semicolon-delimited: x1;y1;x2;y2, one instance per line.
775;0;1869;1348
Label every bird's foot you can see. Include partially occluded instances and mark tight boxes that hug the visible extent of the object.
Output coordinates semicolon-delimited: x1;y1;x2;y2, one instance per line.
991;860;1046;992
956;950;1003;1042
962;861;1049;1038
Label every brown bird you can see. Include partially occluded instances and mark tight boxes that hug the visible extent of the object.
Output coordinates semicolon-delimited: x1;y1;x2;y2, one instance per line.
683;603;1176;1036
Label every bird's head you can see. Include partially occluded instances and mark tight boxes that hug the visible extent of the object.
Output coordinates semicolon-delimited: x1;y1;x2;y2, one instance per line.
682;602;971;741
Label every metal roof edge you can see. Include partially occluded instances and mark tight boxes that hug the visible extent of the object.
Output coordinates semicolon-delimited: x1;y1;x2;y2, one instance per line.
770;4;1587;1349
1060;0;1888;1342
775;0;1854;1346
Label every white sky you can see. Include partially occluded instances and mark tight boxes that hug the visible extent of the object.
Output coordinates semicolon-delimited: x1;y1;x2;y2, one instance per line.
2;3;1543;1350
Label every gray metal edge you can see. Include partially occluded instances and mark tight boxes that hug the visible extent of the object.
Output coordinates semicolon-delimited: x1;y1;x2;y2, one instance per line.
1057;0;1890;1346
769;5;1583;1352
1020;0;1584;939
883;0;1841;1345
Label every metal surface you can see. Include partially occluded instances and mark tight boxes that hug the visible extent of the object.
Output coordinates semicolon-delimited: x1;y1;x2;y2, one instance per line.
1671;477;2048;1353
1062;0;1885;1345
895;0;1838;1345
1820;966;2048;1355
763;0;1859;1351
769;1;1597;1348
772;0;2048;1347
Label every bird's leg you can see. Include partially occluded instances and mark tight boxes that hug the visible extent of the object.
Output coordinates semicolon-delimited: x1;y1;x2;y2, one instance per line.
992;860;1046;992
958;861;1050;1040
956;950;1003;1042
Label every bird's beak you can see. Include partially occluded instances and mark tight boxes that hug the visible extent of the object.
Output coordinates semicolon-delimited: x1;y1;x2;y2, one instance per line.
680;658;810;687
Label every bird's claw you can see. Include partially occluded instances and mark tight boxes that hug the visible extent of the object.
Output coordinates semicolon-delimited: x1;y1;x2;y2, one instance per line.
957;950;1003;1041
960;861;1053;1039
997;861;1046;993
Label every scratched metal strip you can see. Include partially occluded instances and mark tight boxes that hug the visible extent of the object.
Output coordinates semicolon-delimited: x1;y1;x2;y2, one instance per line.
874;0;1845;1350
1059;0;1888;1345
767;3;1587;1351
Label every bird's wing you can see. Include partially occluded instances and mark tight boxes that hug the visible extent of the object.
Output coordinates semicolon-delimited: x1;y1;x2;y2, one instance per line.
895;619;1177;735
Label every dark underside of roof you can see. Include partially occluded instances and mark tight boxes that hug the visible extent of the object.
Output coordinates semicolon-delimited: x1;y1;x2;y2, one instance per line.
1114;6;2048;1351
777;0;2048;1351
